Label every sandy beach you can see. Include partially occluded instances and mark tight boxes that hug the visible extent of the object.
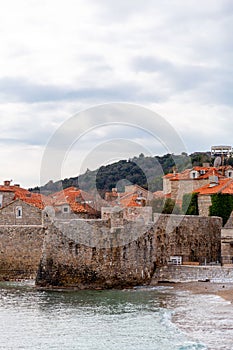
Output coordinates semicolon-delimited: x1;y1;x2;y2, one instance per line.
159;281;233;303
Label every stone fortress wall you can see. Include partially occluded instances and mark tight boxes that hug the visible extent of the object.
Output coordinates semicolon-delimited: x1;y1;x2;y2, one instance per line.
0;225;45;280
36;214;222;288
0;206;223;286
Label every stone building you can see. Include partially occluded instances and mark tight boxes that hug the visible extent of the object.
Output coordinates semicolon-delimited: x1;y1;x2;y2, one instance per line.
105;184;154;207
163;166;233;206
0;181;47;280
49;187;100;218
0;198;43;225
0;181;50;225
195;178;233;216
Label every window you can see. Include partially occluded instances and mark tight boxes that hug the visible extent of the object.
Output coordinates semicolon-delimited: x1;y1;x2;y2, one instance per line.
169;256;182;265
190;171;199;179
16;206;22;218
228;172;232;178
0;194;3;208
63;206;70;213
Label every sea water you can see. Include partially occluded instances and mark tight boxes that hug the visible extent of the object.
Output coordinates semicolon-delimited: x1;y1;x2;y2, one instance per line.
0;281;232;350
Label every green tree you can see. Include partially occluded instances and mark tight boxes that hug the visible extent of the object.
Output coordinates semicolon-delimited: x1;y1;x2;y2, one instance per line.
209;194;233;226
162;198;182;214
182;193;199;215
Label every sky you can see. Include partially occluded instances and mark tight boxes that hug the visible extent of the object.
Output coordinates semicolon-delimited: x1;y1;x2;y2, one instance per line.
0;0;233;187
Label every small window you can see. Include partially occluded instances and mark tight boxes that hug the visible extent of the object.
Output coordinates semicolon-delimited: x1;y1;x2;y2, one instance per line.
63;206;70;213
0;194;3;208
16;206;22;218
228;171;232;178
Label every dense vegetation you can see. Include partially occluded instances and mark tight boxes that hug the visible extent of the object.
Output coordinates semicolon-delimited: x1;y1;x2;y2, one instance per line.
209;194;233;226
149;197;182;214
30;151;212;195
182;193;199;215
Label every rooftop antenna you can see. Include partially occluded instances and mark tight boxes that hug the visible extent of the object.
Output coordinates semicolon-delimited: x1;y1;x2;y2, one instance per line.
214;156;221;168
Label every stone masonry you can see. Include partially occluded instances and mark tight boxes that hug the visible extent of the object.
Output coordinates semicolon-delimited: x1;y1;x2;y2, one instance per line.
151;265;233;284
0;226;45;280
0;199;43;226
36;214;222;289
36;219;157;289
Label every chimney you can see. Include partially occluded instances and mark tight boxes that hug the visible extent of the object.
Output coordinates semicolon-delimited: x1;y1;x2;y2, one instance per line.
14;184;20;187
209;175;219;187
4;180;11;186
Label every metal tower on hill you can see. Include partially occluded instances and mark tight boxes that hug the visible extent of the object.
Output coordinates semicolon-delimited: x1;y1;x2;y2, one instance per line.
211;145;232;167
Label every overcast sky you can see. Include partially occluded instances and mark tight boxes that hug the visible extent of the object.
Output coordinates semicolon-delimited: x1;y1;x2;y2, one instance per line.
0;0;233;187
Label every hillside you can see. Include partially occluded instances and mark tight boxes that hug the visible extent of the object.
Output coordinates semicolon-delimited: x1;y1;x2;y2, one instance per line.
30;151;212;195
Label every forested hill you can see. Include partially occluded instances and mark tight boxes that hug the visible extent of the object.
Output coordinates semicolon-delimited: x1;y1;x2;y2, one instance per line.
30;152;212;195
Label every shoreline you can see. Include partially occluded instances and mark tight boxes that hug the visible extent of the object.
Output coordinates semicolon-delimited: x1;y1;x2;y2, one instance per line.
1;278;233;303
158;281;233;303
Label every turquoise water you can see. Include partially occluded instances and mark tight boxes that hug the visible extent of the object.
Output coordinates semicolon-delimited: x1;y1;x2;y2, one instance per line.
0;281;232;350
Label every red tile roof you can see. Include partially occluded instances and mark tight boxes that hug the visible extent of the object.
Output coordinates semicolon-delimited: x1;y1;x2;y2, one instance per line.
194;178;233;195
222;181;233;194
49;187;97;214
163;173;176;179
0;185;50;209
119;193;141;207
166;167;225;181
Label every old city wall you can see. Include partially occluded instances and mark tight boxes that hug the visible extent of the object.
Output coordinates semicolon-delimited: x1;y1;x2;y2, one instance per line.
156;214;222;264
101;206;152;225
0;225;45;280
36;215;222;289
36;219;158;289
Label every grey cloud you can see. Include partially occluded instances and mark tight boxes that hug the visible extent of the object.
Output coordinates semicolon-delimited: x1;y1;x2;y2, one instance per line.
133;57;172;73
1;126;53;147
0;77;164;104
0;138;27;146
133;56;210;91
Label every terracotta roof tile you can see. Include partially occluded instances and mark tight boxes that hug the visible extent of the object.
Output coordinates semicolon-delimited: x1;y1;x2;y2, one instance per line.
49;187;97;214
0;185;50;209
169;167;225;181
194;178;233;195
120;194;141;207
163;173;176;179
222;181;233;194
